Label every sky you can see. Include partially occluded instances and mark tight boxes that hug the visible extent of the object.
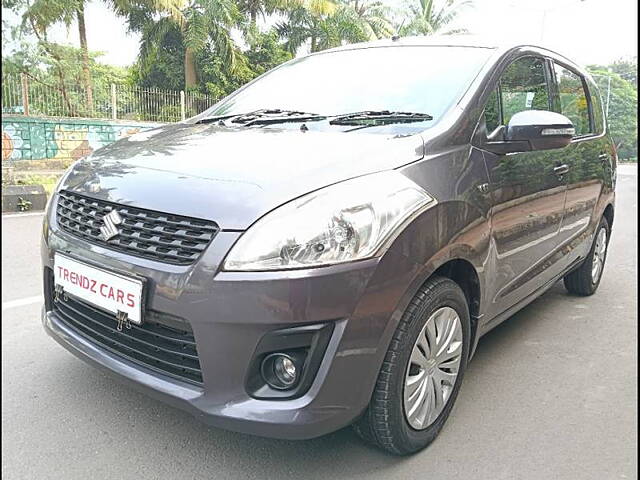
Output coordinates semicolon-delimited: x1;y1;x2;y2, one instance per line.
2;0;638;68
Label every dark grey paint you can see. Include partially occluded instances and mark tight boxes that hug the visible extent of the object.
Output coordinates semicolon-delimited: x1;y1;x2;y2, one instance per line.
41;38;616;440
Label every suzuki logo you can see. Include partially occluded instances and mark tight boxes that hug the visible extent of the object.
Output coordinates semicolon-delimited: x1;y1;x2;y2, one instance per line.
100;210;123;241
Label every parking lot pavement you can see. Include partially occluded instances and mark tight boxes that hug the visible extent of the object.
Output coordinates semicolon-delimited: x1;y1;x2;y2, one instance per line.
2;165;636;480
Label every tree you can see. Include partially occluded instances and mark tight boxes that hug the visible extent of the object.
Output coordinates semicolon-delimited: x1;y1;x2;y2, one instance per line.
21;0;184;111
134;27;292;99
137;0;242;89
133;21;187;91
609;57;637;88
276;0;392;54
590;57;637;88
588;67;638;161
237;0;277;24
275;0;336;53
398;0;470;36
244;29;293;76
3;43;132;117
350;0;394;39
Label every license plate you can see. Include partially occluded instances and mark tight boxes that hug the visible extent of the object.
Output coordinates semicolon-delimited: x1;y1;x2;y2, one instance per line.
54;254;143;324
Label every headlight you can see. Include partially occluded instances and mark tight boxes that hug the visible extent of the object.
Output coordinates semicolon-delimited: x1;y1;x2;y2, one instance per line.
223;171;435;271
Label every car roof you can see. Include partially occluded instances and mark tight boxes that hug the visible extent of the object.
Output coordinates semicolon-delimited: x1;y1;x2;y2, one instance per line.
309;34;583;73
315;34;572;60
324;34;504;51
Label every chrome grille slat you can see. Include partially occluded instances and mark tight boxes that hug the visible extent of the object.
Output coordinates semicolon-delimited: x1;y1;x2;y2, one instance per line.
56;191;219;265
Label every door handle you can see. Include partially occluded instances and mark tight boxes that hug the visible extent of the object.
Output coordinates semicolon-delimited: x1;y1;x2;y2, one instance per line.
554;164;570;175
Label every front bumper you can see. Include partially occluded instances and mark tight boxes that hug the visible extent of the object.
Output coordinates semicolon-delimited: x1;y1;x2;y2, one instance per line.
41;204;422;440
42;307;355;439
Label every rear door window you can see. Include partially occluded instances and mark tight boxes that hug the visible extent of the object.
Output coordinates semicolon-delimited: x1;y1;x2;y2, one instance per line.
553;64;592;136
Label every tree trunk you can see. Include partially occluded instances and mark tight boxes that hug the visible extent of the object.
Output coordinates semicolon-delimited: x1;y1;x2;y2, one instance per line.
310;35;317;53
250;9;257;24
26;16;76;116
77;3;94;115
184;48;197;89
56;68;75;116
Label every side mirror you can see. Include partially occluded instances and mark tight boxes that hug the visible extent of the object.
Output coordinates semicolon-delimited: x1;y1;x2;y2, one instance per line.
485;110;575;155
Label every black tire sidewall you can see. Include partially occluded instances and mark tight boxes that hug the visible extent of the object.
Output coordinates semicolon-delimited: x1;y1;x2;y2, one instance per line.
390;279;471;452
564;216;612;296
587;217;611;290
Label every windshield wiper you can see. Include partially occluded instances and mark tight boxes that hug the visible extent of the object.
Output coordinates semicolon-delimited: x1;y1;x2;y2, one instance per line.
197;109;326;126
196;113;243;124
329;110;433;126
198;109;432;128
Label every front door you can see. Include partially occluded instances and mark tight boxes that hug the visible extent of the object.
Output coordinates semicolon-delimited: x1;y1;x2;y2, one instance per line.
480;55;569;320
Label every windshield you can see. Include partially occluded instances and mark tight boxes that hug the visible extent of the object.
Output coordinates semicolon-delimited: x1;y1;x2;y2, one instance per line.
202;46;493;127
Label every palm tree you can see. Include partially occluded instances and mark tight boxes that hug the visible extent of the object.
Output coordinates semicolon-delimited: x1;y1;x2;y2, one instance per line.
182;0;241;87
399;0;471;36
138;0;241;89
276;0;391;54
349;0;394;39
275;0;335;53
237;0;277;25
23;0;185;111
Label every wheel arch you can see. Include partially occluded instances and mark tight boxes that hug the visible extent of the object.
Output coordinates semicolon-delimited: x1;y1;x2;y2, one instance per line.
603;203;614;229
378;198;491;361
431;258;481;354
379;244;486;365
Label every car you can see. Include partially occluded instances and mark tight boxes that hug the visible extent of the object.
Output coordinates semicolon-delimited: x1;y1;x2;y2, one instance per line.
41;35;616;455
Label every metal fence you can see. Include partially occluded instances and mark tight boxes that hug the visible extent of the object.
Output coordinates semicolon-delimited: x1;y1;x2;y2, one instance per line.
1;73;219;122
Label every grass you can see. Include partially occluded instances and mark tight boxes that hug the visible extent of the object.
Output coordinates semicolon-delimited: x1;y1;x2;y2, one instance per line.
13;174;61;196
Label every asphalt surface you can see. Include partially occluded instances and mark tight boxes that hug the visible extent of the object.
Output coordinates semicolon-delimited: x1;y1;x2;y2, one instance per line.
2;165;637;480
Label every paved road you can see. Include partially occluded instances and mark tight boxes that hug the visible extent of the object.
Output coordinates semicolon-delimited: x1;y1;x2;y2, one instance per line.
2;166;637;480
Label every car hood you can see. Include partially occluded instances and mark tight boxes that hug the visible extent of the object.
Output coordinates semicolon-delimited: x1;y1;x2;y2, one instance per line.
61;122;425;230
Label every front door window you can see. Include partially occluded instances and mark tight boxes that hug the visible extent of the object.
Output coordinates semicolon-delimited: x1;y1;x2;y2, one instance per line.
500;56;552;125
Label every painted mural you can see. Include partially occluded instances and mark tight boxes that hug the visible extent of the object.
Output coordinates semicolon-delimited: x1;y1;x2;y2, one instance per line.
1;116;164;161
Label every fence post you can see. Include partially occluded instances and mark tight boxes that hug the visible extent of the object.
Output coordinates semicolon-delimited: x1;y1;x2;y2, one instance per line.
20;73;30;116
111;83;117;120
180;90;186;121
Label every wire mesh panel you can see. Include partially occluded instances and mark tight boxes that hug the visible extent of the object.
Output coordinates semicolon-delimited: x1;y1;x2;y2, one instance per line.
1;73;218;122
116;86;184;122
185;91;218;119
2;74;26;114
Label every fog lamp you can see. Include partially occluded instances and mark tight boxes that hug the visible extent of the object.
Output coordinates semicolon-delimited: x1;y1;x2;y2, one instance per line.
261;353;301;390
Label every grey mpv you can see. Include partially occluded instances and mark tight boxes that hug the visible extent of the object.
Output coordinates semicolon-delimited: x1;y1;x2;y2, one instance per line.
42;36;616;454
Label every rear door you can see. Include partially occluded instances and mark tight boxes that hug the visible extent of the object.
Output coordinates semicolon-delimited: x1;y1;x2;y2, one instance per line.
480;55;569;319
550;61;608;258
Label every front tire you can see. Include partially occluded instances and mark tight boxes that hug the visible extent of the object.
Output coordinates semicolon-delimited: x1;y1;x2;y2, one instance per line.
564;216;610;296
353;276;470;455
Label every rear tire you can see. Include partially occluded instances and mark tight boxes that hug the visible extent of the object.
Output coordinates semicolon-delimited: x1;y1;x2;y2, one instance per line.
564;216;610;296
353;276;470;455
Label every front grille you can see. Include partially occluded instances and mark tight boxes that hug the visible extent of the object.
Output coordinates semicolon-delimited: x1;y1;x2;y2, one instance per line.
56;190;219;265
46;271;203;385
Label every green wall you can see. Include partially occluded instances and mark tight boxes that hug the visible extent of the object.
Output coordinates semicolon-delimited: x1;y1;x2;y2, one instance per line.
2;116;166;162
